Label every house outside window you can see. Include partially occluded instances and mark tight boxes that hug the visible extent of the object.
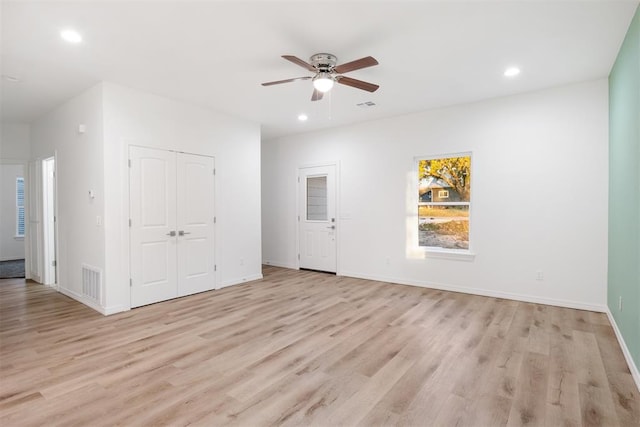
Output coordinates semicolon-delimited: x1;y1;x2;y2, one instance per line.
16;177;25;237
418;154;471;250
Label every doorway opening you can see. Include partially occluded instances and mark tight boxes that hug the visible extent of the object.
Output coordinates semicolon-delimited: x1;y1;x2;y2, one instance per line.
0;162;26;279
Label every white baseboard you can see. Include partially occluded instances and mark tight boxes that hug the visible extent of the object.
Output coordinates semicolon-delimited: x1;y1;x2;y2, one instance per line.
606;308;640;393
58;286;106;315
58;287;129;316
103;305;130;316
218;273;264;290
263;260;298;270
338;270;607;313
0;256;25;262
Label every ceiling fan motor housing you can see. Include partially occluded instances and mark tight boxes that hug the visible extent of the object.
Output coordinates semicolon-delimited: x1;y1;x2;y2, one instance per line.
310;53;337;72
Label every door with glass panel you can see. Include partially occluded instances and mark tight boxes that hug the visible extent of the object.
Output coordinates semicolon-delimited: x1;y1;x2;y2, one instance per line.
298;165;336;273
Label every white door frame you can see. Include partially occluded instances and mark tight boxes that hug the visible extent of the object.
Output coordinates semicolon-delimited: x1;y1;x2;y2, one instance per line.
27;159;42;283
296;161;340;274
20;153;59;286
42;156;58;287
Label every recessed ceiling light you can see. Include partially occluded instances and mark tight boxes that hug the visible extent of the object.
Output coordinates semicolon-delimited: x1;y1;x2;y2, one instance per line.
504;67;521;77
60;29;83;44
2;74;21;83
298;114;308;121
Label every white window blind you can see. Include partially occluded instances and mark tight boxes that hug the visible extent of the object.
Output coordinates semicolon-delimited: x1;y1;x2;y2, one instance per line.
16;177;25;237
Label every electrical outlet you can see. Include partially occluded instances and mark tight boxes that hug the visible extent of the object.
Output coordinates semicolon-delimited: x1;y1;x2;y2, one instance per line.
239;258;244;266
619;296;623;311
535;270;544;281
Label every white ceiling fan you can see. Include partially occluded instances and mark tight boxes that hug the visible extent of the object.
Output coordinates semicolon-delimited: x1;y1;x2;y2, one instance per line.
262;53;380;101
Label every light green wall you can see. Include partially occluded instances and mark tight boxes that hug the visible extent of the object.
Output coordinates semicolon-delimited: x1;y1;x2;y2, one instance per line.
608;4;640;369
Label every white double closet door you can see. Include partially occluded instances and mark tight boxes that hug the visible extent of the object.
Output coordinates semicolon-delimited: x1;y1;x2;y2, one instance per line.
130;146;215;308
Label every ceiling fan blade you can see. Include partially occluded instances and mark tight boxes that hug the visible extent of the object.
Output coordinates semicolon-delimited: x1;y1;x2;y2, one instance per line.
336;76;379;93
261;76;312;86
282;55;316;72
311;88;324;101
334;56;378;74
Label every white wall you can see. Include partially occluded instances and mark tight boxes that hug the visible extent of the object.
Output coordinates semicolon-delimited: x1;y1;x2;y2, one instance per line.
30;85;106;299
0;123;31;160
102;83;262;313
262;79;609;310
28;82;261;314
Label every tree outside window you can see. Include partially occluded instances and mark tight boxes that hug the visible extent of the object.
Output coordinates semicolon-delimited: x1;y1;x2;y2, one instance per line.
418;154;471;250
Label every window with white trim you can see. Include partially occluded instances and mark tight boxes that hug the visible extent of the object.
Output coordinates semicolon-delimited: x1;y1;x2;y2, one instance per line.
418;154;471;250
16;177;25;237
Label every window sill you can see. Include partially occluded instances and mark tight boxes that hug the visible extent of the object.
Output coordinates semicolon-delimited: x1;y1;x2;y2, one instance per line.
422;248;476;261
14;236;24;241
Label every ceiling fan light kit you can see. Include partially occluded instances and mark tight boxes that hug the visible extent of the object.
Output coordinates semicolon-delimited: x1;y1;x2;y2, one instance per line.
262;52;379;101
312;72;335;92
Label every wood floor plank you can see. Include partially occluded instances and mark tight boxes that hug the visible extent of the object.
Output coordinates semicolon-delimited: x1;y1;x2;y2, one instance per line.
1;266;638;426
279;371;368;427
579;382;621;427
506;351;549;427
325;351;417;426
463;392;513;427
591;322;640;424
367;326;455;415
232;370;331;426
430;393;471;426
544;306;582;427
528;304;551;355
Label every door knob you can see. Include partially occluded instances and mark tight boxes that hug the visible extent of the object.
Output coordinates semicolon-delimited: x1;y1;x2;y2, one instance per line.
327;225;336;230
166;231;176;237
178;230;191;236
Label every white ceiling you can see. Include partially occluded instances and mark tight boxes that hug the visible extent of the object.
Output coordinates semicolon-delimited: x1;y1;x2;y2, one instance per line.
1;1;637;140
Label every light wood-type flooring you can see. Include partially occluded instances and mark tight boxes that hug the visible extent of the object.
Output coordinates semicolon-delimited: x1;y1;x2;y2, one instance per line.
1;266;638;426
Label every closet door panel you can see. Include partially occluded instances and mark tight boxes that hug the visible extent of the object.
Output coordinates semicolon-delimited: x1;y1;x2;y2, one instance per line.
130;146;178;307
176;152;215;297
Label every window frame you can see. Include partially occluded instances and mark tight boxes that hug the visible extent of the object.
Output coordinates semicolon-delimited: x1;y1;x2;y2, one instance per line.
416;151;474;259
305;174;329;222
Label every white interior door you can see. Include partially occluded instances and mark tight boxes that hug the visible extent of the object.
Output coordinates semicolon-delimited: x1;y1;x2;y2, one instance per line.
176;153;215;296
130;146;178;307
298;165;337;273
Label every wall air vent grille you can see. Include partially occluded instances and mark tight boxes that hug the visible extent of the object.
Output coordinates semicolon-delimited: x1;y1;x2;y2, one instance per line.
356;101;376;108
81;264;102;304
